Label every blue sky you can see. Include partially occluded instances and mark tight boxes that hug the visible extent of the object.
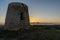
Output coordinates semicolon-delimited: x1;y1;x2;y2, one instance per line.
0;0;60;24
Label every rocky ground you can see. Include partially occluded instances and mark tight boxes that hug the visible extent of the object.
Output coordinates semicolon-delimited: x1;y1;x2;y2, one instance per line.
0;25;60;40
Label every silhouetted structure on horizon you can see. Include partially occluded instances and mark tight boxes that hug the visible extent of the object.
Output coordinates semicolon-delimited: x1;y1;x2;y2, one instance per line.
5;2;30;30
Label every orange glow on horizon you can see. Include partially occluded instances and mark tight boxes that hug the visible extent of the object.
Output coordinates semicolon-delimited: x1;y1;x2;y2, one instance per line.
30;17;60;24
0;17;60;24
0;18;5;24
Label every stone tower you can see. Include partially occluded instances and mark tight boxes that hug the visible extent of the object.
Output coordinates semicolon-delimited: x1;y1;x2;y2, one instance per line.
5;2;30;30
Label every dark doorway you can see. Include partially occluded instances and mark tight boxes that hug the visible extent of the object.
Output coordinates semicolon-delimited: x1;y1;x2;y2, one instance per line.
20;12;24;20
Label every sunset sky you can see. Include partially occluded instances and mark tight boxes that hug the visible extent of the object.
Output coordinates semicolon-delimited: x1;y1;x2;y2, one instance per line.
0;0;60;24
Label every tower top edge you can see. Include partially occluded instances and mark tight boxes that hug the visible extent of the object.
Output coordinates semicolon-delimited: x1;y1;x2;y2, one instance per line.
9;2;27;6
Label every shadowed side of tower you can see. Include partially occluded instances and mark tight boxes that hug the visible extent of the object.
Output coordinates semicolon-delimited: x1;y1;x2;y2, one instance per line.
4;2;30;30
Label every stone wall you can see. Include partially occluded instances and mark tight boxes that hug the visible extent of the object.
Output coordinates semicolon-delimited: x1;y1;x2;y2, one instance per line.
5;2;30;30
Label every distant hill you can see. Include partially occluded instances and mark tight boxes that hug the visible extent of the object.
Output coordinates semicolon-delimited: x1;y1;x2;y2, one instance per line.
31;22;60;25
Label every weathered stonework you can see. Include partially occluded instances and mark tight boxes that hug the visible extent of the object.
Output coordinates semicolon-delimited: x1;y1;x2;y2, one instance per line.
5;2;30;30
